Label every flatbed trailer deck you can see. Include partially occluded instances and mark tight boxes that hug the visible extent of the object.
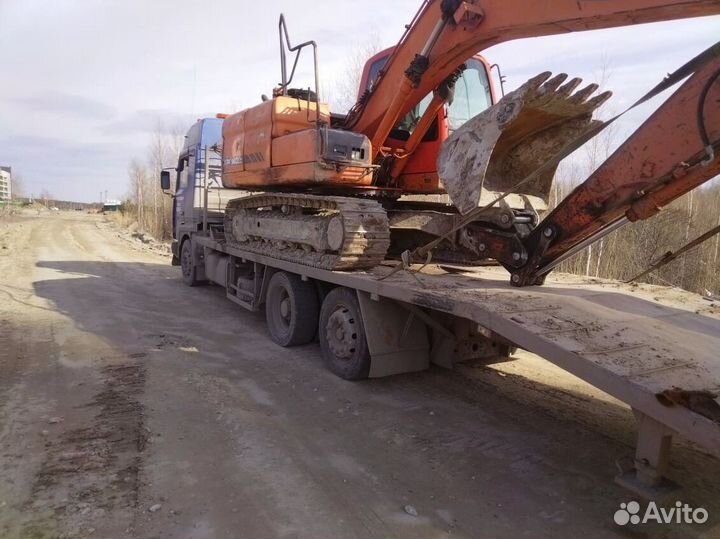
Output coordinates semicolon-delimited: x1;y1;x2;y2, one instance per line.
193;233;720;499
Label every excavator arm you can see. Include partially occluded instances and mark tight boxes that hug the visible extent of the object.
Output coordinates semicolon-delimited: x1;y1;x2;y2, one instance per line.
425;43;719;286
345;0;720;155
513;45;720;285
342;0;720;286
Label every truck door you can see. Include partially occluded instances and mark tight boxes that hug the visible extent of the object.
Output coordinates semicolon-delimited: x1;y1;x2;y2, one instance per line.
173;153;191;237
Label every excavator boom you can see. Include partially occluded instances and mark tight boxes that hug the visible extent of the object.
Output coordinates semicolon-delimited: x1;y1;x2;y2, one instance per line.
346;0;720;156
341;0;720;285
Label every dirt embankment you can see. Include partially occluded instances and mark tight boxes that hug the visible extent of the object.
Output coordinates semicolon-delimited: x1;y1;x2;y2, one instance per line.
100;212;172;258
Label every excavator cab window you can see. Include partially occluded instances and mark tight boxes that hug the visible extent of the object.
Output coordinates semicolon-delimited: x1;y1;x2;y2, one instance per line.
366;56;437;141
447;58;493;133
366;59;386;92
394;59;492;140
364;55;492;141
396;94;435;138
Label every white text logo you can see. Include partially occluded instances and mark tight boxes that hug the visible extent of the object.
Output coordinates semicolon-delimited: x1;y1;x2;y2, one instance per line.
614;500;708;526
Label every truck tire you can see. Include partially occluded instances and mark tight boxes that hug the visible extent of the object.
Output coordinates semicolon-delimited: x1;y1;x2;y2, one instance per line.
318;287;370;380
180;238;203;287
265;271;319;347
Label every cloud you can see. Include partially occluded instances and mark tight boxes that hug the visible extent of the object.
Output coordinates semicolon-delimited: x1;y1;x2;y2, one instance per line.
99;109;212;137
9;92;116;120
0;134;141;202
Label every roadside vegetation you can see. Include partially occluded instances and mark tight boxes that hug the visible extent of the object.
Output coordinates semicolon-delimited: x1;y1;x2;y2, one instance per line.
123;128;183;243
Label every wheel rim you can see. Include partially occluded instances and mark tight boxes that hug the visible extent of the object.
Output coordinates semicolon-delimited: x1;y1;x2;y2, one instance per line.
181;244;192;278
277;290;291;328
269;284;293;339
325;305;357;360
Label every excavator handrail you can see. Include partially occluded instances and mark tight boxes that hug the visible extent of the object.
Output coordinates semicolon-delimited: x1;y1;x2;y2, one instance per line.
277;13;321;104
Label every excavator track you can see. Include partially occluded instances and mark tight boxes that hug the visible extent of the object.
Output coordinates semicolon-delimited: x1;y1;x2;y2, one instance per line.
224;193;390;270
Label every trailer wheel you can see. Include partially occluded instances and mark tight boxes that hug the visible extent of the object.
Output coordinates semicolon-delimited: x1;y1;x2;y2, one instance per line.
180;238;203;287
318;287;370;380
265;271;319;347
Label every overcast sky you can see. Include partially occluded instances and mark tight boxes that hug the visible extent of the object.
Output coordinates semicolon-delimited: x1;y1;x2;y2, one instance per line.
1;0;718;202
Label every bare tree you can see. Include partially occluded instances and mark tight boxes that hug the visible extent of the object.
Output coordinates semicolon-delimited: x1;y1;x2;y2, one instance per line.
330;35;382;113
679;189;695;286
128;159;147;230
146;123;184;239
39;189;53;208
581;56;617;277
125;124;185;240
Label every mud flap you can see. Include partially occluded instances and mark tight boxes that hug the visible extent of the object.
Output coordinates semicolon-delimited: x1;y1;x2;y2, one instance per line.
438;72;611;215
356;292;430;378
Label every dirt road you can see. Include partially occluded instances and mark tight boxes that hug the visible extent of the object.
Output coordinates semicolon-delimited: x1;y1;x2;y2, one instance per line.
1;211;718;539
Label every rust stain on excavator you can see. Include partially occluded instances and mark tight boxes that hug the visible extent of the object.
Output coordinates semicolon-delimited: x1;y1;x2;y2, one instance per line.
438;72;611;215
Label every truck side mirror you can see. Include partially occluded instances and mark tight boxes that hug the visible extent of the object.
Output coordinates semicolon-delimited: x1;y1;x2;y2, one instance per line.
160;170;172;191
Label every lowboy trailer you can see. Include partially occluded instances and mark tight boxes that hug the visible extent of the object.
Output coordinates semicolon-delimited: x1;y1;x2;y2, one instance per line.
182;222;720;501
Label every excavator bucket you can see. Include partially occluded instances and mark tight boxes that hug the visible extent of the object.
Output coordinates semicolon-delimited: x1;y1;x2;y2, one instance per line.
438;72;611;215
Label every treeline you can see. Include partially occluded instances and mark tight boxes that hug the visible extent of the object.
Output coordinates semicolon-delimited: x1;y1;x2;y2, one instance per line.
123;130;183;241
14;197;100;211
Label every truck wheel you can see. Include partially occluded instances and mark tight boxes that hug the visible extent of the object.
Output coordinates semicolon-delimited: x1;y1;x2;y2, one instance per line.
180;239;202;287
318;287;370;380
265;271;319;347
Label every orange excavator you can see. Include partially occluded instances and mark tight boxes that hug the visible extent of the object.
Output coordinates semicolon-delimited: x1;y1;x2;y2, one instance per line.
219;0;720;286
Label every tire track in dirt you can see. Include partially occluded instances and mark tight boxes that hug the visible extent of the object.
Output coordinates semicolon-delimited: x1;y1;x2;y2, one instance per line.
21;362;148;538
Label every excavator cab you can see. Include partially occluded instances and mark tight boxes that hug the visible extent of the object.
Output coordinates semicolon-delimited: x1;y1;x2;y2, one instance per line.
358;48;496;194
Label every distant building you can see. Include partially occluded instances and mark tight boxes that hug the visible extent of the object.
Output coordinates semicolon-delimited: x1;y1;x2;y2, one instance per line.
101;199;122;213
0;167;11;201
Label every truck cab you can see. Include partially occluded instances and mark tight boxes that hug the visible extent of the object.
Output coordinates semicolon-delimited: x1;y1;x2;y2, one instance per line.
163;117;245;264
